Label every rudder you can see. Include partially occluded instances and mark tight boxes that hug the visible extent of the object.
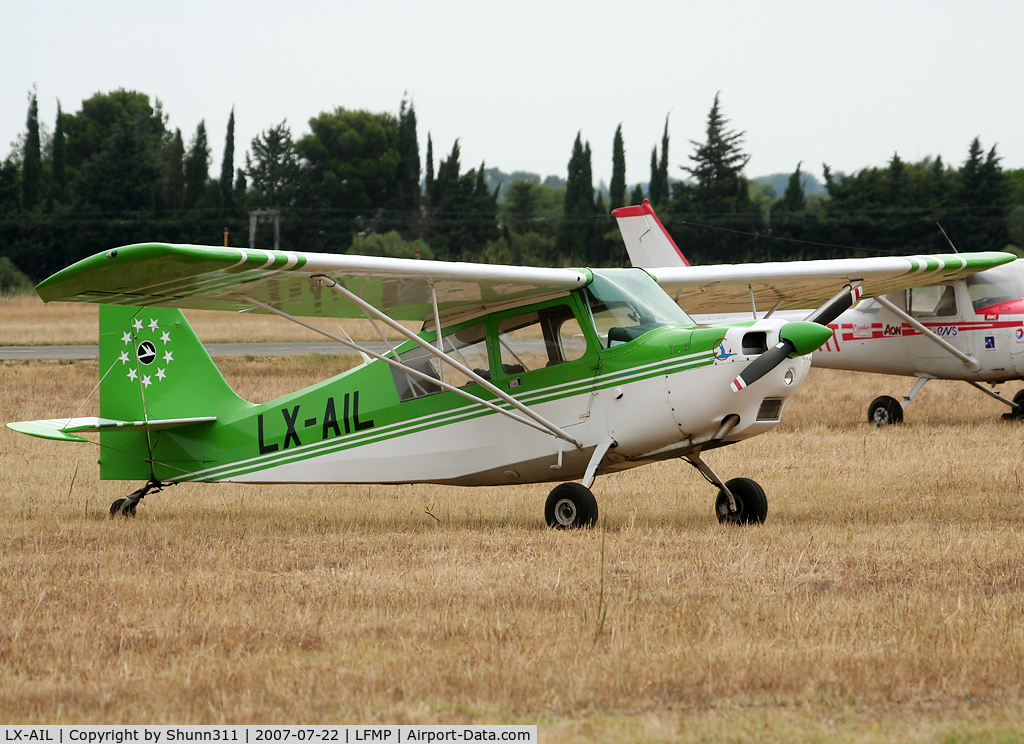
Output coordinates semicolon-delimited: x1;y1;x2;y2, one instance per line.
613;199;691;268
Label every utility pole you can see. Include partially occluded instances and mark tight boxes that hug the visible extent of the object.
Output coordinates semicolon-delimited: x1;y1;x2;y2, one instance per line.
249;209;281;250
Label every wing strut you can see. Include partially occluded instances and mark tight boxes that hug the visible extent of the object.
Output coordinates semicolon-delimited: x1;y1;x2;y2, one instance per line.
313;277;584;448
872;295;981;371
237;292;583;449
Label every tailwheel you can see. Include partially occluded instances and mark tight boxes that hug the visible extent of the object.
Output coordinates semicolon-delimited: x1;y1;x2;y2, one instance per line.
715;477;768;525
545;482;599;529
109;498;137;518
108;480;166;519
868;395;904;425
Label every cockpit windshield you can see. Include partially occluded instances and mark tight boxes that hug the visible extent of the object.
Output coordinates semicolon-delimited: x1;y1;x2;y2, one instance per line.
585;268;694;347
966;260;1024;312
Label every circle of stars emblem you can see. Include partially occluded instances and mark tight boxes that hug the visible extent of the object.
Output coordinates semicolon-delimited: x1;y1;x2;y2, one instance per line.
120;316;175;388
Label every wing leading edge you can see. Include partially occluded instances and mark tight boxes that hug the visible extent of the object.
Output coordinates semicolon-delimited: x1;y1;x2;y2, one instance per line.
36;244;590;321
648;253;1016;316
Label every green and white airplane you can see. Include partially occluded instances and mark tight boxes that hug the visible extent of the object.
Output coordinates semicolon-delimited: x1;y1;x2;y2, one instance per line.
7;243;1014;526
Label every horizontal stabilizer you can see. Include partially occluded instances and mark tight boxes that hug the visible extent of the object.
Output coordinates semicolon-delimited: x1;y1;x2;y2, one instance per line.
6;416;216;442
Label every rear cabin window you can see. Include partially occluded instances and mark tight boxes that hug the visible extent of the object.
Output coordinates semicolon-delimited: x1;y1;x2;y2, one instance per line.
907;284;958;319
390;321;490;402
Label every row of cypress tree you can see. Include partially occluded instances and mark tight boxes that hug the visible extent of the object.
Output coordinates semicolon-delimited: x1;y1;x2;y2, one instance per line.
1;88;1020;286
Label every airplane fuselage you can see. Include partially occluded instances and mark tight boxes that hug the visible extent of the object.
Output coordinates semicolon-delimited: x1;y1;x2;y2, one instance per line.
111;301;811;488
697;260;1024;385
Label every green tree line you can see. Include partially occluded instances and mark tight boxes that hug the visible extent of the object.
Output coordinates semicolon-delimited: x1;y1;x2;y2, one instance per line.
1;88;1021;285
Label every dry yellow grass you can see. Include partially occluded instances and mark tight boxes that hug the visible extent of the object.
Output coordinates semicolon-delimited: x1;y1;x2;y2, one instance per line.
0;295;413;345
3;353;1024;741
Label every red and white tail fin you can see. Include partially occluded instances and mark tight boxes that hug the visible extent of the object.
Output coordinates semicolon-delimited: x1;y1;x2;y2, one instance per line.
612;199;691;268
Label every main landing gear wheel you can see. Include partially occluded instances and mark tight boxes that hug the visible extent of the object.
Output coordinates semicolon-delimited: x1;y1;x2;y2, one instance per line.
715;477;768;525
545;482;599;529
868;395;904;425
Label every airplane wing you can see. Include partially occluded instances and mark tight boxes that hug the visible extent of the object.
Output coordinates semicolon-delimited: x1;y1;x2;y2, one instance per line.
614;202;1017;315
649;252;1017;315
36;244;589;321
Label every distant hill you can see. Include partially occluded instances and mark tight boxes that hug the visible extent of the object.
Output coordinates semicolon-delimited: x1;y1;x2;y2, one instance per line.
752;172;826;200
484;168;566;200
482;166;827;203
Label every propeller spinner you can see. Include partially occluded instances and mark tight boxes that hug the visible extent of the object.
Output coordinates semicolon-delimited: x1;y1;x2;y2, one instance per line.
730;283;862;393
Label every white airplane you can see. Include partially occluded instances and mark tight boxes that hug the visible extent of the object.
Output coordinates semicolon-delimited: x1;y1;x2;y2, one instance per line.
617;200;1024;424
5;242;1009;525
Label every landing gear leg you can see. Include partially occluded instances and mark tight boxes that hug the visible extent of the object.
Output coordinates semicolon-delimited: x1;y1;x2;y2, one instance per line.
963;382;1024;420
109;480;165;518
1005;389;1024;421
869;376;931;425
684;450;768;525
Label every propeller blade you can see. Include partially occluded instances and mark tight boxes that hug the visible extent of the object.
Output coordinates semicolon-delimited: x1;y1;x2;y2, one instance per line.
731;285;857;393
730;321;834;392
730;341;792;392
804;284;863;326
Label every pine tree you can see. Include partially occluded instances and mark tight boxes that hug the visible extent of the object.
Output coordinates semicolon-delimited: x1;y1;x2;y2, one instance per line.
505;179;538;233
424;133;435;208
220;108;235;208
648;147;660;206
245;121;298;207
426;142;498;260
630;184;645;206
164;129;185;210
655;116;670;206
22;91;42;211
684;93;750;213
955;138;1007;251
183;121;210;209
780;162;805;211
394;97;420;213
234;168;247;200
51;101;67;205
610;124;626;211
559;132;595;261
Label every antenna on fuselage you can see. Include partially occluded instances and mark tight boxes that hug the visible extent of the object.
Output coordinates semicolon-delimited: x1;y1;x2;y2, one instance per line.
936;222;959;254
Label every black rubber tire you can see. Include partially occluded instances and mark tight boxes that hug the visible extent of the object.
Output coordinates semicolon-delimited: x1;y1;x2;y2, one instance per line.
109;498;137;518
1013;390;1024;417
545;482;599;529
868;395;904;425
715;477;768;525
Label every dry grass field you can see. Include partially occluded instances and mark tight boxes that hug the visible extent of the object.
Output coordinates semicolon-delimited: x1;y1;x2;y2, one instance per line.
0;295;412;344
4;306;1024;741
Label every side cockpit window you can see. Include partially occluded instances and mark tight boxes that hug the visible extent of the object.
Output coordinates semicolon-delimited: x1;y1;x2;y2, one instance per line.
496;304;587;376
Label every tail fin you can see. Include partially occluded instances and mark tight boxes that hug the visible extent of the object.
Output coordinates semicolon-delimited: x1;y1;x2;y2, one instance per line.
99;305;246;480
613;199;691;268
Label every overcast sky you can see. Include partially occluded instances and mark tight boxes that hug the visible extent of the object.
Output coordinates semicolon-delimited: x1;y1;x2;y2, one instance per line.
5;0;1021;189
